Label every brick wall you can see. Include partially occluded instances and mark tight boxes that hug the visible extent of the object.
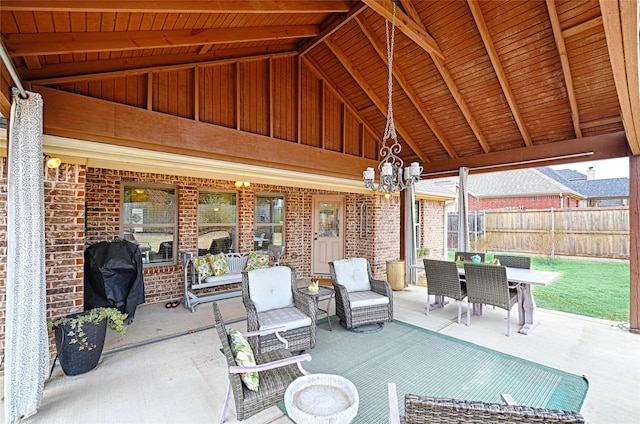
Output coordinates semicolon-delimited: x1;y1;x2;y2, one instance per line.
420;199;446;260
0;162;446;370
469;194;564;211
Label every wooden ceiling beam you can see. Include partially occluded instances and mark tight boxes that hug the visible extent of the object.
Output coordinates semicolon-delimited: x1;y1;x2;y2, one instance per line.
546;0;582;138
23;46;298;83
4;26;319;57
600;0;640;154
400;0;491;154
468;0;532;148
422;132;629;178
0;1;351;13
298;1;367;55
324;36;430;163
562;16;603;38
35;84;377;180
361;0;444;61
356;14;458;159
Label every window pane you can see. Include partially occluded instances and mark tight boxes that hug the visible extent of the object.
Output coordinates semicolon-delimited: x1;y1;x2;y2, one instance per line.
122;185;177;265
199;192;237;224
197;226;235;255
255;195;284;250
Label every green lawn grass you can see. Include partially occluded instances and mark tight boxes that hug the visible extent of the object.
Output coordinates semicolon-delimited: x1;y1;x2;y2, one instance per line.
447;251;630;322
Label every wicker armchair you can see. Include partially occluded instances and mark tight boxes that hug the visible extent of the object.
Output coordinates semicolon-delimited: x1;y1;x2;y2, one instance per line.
463;262;519;336
494;254;531;269
388;383;586;424
422;259;467;324
242;266;316;353
213;302;312;423
329;258;393;329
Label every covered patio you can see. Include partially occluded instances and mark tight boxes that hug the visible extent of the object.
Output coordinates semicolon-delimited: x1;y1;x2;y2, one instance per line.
1;1;639;422
3;287;639;423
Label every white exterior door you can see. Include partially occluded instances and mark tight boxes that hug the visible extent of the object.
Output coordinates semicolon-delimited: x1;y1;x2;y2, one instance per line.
312;196;345;275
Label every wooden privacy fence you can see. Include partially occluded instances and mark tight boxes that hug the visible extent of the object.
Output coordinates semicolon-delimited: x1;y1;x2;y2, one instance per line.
448;207;630;259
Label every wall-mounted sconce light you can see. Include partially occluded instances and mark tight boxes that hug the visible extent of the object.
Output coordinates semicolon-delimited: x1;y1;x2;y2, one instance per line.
234;181;250;188
135;189;145;194
45;155;61;169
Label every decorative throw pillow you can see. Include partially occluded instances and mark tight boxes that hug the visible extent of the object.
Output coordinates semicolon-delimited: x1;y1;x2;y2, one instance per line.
228;328;259;391
207;253;229;276
193;256;213;279
245;251;270;271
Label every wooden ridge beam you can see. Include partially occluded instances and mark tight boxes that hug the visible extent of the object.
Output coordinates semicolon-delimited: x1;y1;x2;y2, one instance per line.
362;0;444;61
4;26;320;57
298;1;367;55
0;1;351;13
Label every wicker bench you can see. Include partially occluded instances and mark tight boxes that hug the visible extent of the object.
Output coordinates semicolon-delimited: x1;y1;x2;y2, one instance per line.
179;251;251;312
387;383;586;424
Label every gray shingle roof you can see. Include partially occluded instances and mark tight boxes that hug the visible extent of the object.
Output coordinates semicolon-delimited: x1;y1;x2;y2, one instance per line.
538;167;629;199
414;179;456;198
464;168;582;198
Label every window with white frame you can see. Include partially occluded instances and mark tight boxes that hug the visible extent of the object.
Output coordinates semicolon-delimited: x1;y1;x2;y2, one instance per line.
198;191;237;255
254;195;285;251
122;184;178;265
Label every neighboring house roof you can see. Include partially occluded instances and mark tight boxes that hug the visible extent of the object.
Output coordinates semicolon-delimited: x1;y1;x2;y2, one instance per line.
538;167;629;200
463;168;583;199
415;179;456;200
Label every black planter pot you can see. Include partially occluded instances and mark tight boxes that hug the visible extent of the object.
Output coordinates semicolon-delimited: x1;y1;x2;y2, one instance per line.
54;311;108;376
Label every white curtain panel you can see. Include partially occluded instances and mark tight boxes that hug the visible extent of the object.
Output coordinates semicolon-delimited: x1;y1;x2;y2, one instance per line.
457;167;470;252
4;88;48;423
403;182;417;285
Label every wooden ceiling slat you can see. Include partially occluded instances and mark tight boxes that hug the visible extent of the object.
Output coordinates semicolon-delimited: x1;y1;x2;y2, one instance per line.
0;1;351;14
468;0;532;148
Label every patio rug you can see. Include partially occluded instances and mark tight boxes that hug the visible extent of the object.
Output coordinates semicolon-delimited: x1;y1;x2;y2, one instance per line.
291;318;588;423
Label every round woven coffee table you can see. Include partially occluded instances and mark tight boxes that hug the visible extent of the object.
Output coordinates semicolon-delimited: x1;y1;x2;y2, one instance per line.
285;374;359;424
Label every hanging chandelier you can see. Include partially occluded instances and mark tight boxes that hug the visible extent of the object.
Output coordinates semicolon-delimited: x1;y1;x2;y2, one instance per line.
363;3;422;195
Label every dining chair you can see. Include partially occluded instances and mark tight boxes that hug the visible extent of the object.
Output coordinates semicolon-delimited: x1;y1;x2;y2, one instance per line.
329;258;393;330
242;266;316;353
463;262;519;336
454;251;485;263
422;259;467;324
493;254;531;269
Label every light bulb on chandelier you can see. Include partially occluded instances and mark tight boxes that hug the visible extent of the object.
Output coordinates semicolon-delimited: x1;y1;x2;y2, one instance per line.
363;3;421;195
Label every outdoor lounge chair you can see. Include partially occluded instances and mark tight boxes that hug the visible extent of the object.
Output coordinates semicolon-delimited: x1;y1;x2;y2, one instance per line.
329;258;393;329
387;383;586;423
242;266;317;353
463;262;519;336
422;259;467;324
494;254;531;269
213;302;312;423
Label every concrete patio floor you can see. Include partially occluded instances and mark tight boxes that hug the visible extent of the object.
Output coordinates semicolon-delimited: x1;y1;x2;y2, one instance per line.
4;284;639;424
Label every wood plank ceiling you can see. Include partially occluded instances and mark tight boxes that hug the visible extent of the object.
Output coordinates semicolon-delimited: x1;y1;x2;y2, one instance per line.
0;0;638;182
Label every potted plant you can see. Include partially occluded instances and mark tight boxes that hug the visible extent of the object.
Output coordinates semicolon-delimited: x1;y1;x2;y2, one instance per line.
48;307;127;376
416;247;430;259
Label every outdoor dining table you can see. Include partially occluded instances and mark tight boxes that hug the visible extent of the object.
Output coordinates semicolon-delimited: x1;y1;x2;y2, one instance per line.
410;262;560;335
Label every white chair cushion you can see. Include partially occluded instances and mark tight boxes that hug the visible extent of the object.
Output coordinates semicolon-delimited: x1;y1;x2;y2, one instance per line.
348;290;389;309
258;307;312;332
248;266;294;313
332;258;371;292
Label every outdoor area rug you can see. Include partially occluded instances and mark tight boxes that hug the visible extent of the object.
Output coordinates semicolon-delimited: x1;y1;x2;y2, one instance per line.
295;318;588;423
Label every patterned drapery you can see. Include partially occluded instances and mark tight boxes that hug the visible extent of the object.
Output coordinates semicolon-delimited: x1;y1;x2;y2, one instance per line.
4;88;48;423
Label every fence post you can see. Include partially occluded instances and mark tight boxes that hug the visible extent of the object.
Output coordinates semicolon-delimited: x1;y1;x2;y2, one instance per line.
551;207;555;259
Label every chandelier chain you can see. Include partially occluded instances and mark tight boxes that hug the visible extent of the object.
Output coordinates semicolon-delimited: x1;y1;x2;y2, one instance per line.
383;3;397;142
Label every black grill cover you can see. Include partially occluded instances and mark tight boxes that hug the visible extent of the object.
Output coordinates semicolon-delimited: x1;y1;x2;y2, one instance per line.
84;239;145;320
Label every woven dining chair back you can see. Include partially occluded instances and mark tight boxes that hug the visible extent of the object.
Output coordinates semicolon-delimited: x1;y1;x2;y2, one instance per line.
422;259;467;323
463;262;519;336
493;255;531;269
454;251;485;263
